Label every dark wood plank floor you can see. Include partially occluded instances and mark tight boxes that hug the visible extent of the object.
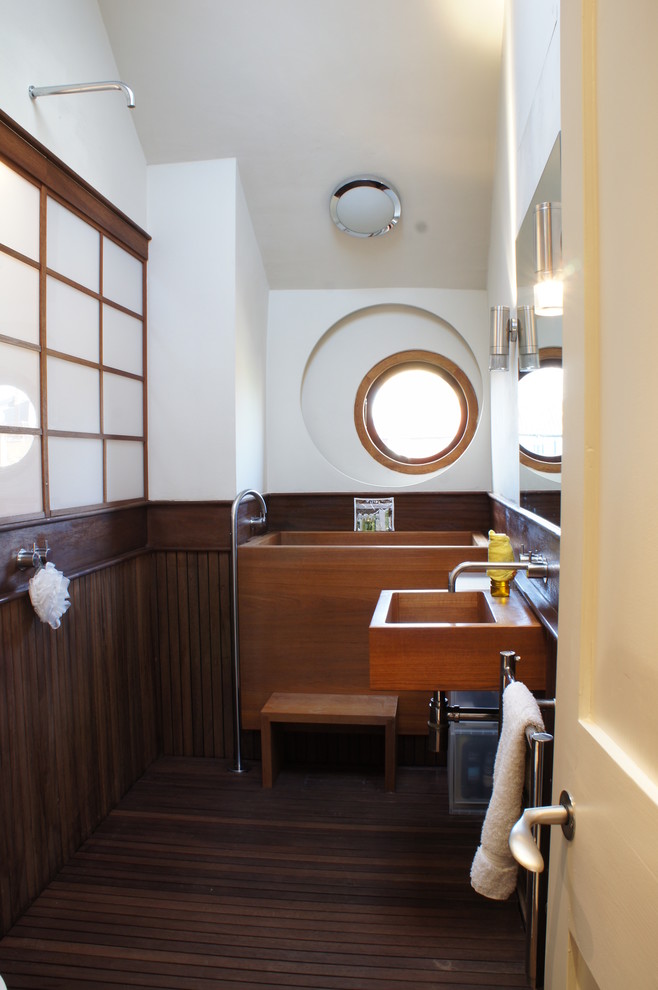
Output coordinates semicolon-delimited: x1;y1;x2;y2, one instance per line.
0;758;530;989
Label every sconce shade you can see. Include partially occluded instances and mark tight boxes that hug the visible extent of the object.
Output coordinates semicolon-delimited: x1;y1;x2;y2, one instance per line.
534;277;563;317
534;201;563;316
489;305;511;371
518;305;540;371
534;202;561;275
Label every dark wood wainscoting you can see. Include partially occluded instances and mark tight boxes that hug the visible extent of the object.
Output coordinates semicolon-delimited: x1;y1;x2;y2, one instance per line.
489;494;560;646
0;495;559;942
265;491;492;532
152;550;233;759
0;505;149;603
520;491;560;528
0;554;159;934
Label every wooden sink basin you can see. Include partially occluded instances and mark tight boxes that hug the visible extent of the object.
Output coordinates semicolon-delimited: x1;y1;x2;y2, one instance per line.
369;588;548;692
386;590;495;624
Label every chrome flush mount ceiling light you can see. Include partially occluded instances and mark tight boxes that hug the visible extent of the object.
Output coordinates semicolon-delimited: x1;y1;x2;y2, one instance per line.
330;177;401;237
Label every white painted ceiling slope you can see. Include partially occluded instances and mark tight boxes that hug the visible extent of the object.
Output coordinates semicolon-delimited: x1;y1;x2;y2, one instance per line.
99;0;504;290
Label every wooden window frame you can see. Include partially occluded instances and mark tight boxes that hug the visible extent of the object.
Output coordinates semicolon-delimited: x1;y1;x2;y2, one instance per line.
518;346;562;473
354;349;479;475
0;111;150;520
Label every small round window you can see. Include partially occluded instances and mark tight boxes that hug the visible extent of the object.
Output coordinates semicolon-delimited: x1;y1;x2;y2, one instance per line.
518;347;562;472
355;350;478;474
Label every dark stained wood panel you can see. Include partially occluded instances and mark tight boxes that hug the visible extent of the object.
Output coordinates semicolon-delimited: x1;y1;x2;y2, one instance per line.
151;550;233;759
0;757;531;989
489;495;560;640
147;502;232;551
519;492;560;528
266;491;492;533
0;496;556;956
0;505;149;602
146;494;491;551
0;556;159;935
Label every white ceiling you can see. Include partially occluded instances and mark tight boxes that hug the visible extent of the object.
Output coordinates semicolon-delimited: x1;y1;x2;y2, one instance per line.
98;0;504;291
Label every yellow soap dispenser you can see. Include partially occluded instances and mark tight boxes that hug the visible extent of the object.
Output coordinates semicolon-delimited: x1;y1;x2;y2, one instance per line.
487;530;516;598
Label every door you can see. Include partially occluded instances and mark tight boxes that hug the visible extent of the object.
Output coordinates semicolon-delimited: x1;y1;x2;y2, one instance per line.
545;2;658;985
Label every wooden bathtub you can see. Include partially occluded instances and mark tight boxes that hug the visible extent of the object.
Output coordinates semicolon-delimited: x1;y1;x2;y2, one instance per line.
238;531;487;735
246;530;486;547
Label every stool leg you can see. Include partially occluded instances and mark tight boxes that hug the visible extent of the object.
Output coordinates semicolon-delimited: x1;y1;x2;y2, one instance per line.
261;717;274;788
384;718;396;792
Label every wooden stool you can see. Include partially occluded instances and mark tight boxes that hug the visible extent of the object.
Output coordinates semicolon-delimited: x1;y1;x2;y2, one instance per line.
260;692;398;791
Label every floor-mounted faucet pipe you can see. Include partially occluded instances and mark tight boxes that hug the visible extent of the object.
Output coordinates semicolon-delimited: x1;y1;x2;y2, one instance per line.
229;489;267;774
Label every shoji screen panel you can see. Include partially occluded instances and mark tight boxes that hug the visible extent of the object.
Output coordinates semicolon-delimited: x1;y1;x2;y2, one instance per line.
44;197;147;515
101;238;145;504
0;114;149;522
0;161;43;518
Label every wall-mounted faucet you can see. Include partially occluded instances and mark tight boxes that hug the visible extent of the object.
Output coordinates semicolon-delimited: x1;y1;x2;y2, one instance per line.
447;557;555;592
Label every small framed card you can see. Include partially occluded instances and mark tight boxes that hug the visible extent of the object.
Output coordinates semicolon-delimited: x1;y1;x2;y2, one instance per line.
354;497;394;532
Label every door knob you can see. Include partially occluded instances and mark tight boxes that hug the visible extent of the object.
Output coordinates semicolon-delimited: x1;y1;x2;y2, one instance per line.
509;790;575;872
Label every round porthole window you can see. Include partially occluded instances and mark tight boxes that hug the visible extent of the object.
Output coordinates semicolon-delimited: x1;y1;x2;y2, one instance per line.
518;347;562;472
354;350;478;474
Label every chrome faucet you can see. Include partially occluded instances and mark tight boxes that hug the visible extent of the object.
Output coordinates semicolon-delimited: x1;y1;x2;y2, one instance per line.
448;556;554;592
229;489;267;775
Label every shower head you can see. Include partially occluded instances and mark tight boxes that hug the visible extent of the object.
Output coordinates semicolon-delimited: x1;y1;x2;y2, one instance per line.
29;80;135;109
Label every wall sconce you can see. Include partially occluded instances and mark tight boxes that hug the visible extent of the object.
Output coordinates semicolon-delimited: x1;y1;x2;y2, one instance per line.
489;305;540;372
534;201;562;316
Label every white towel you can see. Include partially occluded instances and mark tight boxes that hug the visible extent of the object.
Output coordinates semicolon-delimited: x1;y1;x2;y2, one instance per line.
470;681;545;900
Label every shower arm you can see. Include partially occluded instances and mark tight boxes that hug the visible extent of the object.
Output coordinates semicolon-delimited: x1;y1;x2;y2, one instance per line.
29;81;135;108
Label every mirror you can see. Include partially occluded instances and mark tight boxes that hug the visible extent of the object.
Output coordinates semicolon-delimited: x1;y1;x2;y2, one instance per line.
515;135;562;527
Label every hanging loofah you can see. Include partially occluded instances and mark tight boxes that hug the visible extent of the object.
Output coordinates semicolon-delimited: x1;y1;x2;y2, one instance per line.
28;561;71;629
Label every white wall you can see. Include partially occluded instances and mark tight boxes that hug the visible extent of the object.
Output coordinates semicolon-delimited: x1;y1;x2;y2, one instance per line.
514;0;561;229
487;0;561;502
148;160;269;501
1;0;148;520
487;2;520;502
2;0;561;507
235;172;269;493
265;0;562;498
147;160;238;500
0;0;146;227
267;289;491;493
2;0;269;507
